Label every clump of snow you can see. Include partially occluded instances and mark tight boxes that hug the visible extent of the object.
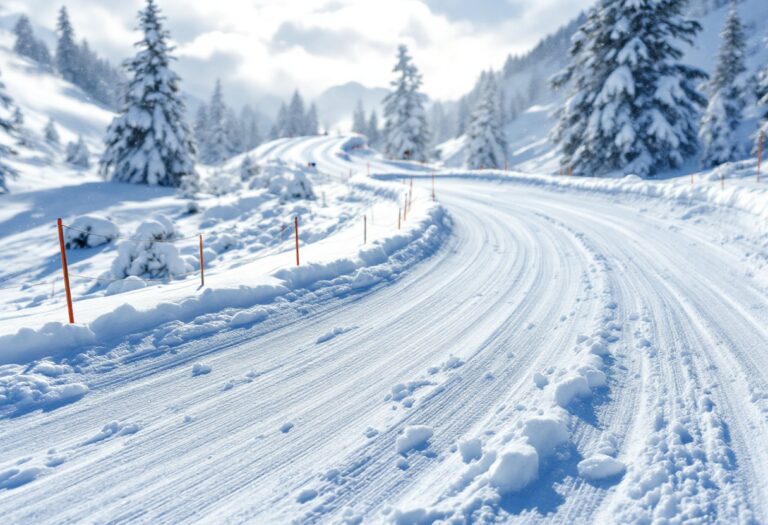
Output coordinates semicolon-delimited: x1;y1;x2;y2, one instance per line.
105;276;147;296
64;215;119;249
280;422;294;433
250;160;315;201
83;421;140;445
458;438;483;463
0;368;88;412
554;374;592;407
577;454;626;481
396;425;433;455
442;355;464;370
488;442;539;494
533;372;549;388
521;414;570;457
316;326;350;344
229;308;268;327
191;363;212;376
296;488;318;503
111;215;189;279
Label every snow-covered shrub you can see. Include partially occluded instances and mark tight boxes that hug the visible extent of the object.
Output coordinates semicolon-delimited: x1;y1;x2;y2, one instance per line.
111;215;189;279
64;215;119;249
206;169;241;196
65;135;90;168
239;155;260;181
44;117;59;145
251;160;315;200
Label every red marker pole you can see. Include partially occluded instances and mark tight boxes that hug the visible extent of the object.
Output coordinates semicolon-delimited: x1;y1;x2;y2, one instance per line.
398;208;401;230
199;234;205;287
57;218;75;324
294;216;300;266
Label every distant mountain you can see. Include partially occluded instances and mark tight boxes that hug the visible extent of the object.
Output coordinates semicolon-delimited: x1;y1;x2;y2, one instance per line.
314;81;389;133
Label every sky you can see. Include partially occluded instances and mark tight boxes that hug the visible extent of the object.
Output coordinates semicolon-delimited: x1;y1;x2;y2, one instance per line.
3;0;594;108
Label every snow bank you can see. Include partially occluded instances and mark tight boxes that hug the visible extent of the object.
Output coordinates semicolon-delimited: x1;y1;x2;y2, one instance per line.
577;454;626;481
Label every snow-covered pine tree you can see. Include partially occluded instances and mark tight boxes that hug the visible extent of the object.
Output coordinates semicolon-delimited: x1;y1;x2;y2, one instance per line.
466;73;507;169
55;6;80;83
225;107;243;155
756;53;768;152
65;135;90;168
12;107;23;127
456;98;470;138
240;105;262;150
13;15;51;68
352;99;367;134
367;110;381;147
100;0;197;188
383;44;431;161
285;91;307;137
202;79;232;163
193;104;209;153
0;68;19;192
306;103;319;135
552;0;707;176
44;118;60;145
271;103;288;139
699;1;747;167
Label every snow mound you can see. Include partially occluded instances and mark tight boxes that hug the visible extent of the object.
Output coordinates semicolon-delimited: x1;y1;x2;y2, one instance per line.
577;454;626;481
396;425;433;455
554;374;592;407
192;363;212;376
105;276;147;296
0;368;88;413
64;215;119;249
250;160;315;201
489;442;539;494
521;414;570;457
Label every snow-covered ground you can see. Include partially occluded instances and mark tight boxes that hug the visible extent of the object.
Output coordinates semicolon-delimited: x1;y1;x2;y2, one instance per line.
2;132;768;523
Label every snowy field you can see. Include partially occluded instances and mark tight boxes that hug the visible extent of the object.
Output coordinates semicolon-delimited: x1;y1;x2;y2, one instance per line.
2;134;768;523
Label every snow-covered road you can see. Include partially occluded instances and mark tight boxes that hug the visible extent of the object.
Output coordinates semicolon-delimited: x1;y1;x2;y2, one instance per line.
1;137;767;523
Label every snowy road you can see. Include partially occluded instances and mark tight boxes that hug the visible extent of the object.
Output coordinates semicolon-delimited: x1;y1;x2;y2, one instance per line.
1;138;767;523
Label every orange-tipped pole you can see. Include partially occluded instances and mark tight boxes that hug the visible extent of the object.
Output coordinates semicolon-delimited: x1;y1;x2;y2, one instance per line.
398;208;401;230
294;216;300;266
363;215;367;244
57;218;74;324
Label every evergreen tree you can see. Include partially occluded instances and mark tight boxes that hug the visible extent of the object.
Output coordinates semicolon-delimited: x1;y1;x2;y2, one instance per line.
456;98;470;137
367;110;381;147
306;103;319;135
225;107;243;154
0;69;19;192
383;44;431;161
203;79;231;163
285;90;307;137
240;105;262;151
466;74;507;169
271;103;288;139
756;53;768;152
352;99;367;134
13;15;52;67
193;104;209;154
700;1;747;167
100;0;197;188
12;107;23;127
552;0;706;176
44;118;60;145
55;6;80;83
65;135;90;168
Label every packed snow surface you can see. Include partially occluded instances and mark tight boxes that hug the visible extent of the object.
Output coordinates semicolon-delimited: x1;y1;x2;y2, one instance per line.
0;133;767;525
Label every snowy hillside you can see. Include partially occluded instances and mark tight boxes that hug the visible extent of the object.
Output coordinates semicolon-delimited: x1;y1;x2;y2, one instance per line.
441;0;768;174
0;32;113;192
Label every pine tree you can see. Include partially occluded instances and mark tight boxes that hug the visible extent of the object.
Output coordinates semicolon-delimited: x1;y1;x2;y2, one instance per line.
225;107;243;155
285;90;307;137
65;135;90;168
756;55;768;153
456;98;470;137
383;45;431;161
700;1;747;167
240;105;262;150
12;107;23;127
271;103;288;139
100;0;197;188
552;0;706;176
193;104;209;154
0;69;19;192
55;6;80;83
44;118;60;145
367;110;381;147
306;103;319;135
466;74;507;169
203;79;231;163
352;99;367;134
14;15;53;68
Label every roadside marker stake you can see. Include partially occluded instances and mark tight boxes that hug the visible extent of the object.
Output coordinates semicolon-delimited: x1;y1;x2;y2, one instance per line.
398;208;401;230
57;218;75;324
431;169;436;201
403;195;408;221
199;234;205;287
294;216;300;266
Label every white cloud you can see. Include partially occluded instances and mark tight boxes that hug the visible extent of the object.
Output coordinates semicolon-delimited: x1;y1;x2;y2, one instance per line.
3;0;594;106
